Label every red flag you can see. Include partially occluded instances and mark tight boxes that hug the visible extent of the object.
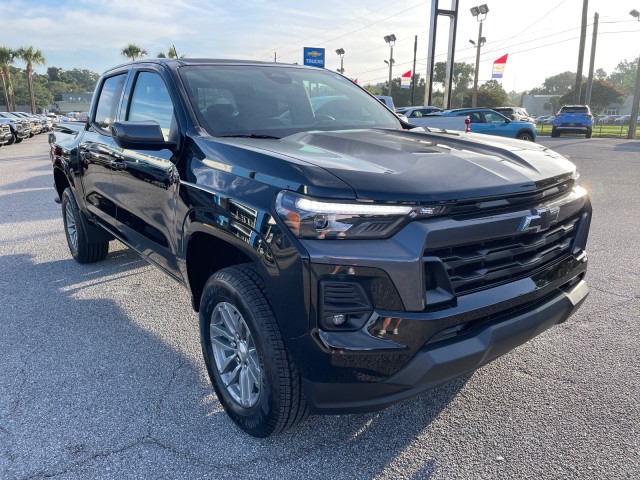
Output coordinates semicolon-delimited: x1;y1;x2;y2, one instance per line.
401;70;412;89
492;54;508;79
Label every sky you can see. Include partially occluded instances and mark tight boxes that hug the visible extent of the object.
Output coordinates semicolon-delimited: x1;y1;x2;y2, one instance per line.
1;0;638;95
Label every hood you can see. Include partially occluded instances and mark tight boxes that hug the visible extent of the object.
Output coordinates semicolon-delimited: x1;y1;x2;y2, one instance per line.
222;129;576;202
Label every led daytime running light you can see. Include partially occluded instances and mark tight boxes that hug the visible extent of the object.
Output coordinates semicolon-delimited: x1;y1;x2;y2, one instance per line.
295;197;413;216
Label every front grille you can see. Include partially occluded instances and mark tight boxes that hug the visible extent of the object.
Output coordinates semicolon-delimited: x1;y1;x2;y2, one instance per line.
425;213;581;295
449;180;573;218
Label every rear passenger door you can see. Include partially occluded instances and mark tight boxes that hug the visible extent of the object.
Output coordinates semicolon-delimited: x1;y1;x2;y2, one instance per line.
110;69;181;277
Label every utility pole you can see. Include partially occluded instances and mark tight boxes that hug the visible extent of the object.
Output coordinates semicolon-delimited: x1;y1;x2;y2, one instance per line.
574;0;588;103
585;12;599;107
629;9;640;139
411;35;417;106
274;51;277;62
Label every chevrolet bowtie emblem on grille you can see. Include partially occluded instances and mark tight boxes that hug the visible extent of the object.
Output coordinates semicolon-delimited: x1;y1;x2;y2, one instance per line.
518;207;559;233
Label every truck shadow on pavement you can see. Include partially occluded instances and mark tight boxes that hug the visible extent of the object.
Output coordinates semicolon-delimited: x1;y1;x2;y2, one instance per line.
0;250;469;479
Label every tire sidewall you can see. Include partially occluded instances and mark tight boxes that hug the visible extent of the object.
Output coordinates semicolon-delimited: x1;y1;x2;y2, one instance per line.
199;275;278;434
61;188;81;259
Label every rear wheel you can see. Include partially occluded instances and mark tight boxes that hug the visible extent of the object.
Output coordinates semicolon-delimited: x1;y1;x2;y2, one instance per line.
61;188;109;263
586;128;592;139
199;265;309;437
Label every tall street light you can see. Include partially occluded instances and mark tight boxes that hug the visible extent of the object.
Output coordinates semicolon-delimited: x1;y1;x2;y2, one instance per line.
336;48;345;74
628;9;640;139
384;34;396;97
470;4;489;107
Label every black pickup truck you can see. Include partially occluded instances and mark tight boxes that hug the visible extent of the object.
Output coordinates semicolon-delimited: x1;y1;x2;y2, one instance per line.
50;59;591;437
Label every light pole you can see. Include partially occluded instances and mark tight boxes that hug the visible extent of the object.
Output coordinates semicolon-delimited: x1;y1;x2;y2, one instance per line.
470;4;489;107
384;34;396;97
628;9;640;139
335;48;345;74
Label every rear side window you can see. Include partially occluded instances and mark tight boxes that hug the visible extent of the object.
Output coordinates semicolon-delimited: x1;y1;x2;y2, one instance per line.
93;74;127;131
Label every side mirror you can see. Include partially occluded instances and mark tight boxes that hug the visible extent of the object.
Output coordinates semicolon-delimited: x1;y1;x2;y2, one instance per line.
111;121;177;151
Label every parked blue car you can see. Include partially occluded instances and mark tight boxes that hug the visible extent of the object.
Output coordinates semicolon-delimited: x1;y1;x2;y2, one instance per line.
440;108;537;141
552;105;593;138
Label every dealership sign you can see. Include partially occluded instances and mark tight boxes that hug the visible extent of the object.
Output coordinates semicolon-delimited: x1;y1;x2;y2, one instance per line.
304;47;325;68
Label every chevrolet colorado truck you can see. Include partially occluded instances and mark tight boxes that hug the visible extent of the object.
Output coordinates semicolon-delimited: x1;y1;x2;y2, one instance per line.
50;59;592;437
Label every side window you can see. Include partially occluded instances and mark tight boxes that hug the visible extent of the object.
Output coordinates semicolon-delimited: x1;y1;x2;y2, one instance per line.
93;74;127;131
127;72;176;141
461;112;482;123
484;112;505;123
409;110;422;118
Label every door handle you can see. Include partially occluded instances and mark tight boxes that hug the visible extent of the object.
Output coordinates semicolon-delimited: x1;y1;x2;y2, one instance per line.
109;159;127;171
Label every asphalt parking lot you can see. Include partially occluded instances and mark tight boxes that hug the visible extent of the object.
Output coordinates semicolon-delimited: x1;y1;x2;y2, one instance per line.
1;134;639;479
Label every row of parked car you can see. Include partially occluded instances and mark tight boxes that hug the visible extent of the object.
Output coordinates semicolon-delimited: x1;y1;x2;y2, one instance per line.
0;111;57;147
537;113;638;126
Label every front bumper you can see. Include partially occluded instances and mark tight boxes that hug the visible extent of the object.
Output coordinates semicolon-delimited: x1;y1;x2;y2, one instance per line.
283;186;591;414
290;255;589;414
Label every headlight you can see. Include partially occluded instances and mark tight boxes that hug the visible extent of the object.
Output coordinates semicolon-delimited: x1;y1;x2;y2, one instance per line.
275;190;444;239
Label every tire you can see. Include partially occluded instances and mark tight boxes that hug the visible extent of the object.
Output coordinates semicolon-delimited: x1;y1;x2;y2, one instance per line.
199;265;309;437
516;130;534;141
586;129;592;139
61;188;109;263
6;132;15;146
14;133;23;144
551;128;559;138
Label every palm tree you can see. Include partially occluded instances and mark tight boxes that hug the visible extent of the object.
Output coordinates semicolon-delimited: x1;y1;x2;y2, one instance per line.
121;44;148;61
0;47;16;111
16;46;46;114
156;46;184;59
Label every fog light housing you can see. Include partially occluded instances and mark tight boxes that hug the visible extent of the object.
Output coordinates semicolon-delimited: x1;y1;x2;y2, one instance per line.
319;280;373;331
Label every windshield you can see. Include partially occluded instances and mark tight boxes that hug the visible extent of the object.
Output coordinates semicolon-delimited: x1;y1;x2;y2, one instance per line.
179;64;400;137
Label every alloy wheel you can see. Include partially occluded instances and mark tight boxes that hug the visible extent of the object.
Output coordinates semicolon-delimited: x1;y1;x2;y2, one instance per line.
210;302;261;408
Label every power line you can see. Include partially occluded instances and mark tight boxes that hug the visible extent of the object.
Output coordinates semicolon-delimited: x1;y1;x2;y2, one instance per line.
261;0;427;60
356;29;636;85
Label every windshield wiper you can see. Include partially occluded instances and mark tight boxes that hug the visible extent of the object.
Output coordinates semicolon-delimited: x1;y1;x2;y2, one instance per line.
218;134;281;139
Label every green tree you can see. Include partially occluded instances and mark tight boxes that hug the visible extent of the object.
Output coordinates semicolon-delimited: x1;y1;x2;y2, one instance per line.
433;61;474;107
608;57;638;95
0;47;17;111
464;80;508;108
16;46;46;114
121;43;148;61
157;46;184;59
594;68;607;80
528;71;579;96
64;68;100;92
559;79;624;114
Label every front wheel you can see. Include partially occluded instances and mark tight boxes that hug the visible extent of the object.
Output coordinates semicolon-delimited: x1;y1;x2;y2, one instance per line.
551;128;559;138
14;133;23;144
199;265;309;437
516;131;534;141
61;188;109;263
